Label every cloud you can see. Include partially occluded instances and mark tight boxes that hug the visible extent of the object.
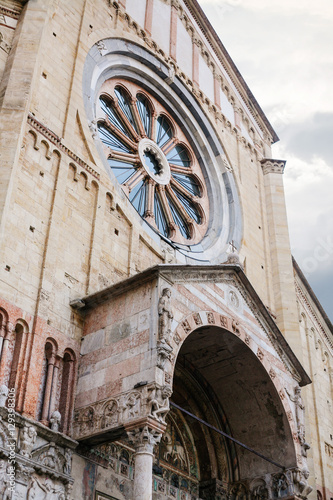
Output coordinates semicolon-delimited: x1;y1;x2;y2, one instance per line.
305;267;333;322
278;113;333;164
198;0;333;320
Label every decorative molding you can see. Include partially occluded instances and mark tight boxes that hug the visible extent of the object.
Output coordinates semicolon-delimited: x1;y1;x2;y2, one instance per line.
73;383;172;440
127;425;162;453
295;278;333;354
27;114;100;180
182;0;277;143
161;267;302;382
0;6;21;20
109;3;264;154
261;158;286;175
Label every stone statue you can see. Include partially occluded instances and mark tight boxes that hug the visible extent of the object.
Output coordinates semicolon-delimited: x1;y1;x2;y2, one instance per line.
0;384;8;407
293;468;313;499
50;410;61;432
19;425;37;458
148;385;172;423
64;448;72;475
158;288;173;345
286;387;310;455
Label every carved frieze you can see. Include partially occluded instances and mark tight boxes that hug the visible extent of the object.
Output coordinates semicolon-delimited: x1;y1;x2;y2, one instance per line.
73;383;172;440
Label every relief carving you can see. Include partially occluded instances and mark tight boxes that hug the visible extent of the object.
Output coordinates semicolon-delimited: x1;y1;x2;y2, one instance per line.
157;342;173;370
27;476;66;500
122;392;141;420
193;312;202;326
96;40;107;55
0;384;8;407
232;319;240;336
181;319;191;334
101;399;119;428
251;482;269;499
147;385;172;423
220;315;228;328
272;473;290;498
257;348;264;361
0;460;12;500
207;312;215;324
229;290;240;309
162;430;187;469
64;449;72;475
19;425;37;458
173;332;181;345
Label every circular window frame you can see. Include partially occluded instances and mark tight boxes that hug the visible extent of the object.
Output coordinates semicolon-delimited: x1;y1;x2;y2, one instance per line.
83;38;242;263
96;78;209;245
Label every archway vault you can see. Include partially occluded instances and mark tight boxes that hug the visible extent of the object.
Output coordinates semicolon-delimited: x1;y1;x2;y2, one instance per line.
73;263;311;498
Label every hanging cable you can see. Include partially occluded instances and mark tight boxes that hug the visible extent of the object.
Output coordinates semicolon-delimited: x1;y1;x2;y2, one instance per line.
170;401;285;470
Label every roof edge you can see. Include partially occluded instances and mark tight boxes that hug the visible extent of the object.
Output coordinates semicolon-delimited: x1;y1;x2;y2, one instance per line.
183;0;279;143
72;263;310;387
292;256;333;336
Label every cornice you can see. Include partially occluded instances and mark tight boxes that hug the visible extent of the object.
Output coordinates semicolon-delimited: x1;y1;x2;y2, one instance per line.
27;113;100;180
261;158;286;175
0;5;21;19
293;257;333;353
182;0;279;143
71;263;311;387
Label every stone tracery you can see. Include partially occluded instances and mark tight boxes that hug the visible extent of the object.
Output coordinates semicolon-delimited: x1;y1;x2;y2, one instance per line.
96;79;208;245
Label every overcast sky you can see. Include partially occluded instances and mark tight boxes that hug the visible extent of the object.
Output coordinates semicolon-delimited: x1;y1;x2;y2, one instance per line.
198;0;333;322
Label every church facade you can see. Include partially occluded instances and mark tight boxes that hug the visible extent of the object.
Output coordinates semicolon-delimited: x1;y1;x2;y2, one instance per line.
0;0;332;499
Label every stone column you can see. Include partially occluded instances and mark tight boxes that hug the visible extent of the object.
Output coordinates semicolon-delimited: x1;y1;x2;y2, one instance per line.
127;425;162;500
0;322;14;382
40;353;56;424
48;357;60;417
0;321;6;358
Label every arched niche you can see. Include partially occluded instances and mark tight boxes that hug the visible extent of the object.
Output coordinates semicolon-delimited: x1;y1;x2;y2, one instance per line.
170;324;297;485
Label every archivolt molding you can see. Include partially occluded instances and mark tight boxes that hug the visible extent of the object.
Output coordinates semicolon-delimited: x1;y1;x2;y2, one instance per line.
160;267;303;383
169;308;296;400
166;309;308;466
106;2;266;155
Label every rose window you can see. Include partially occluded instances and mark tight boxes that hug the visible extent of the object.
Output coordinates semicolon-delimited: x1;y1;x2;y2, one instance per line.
96;80;209;245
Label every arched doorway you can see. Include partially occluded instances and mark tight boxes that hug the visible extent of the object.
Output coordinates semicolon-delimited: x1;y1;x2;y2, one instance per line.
155;324;297;498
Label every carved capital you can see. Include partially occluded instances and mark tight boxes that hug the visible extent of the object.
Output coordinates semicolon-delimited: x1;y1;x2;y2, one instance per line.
5;321;14;338
127;425;162;454
261;158;286;175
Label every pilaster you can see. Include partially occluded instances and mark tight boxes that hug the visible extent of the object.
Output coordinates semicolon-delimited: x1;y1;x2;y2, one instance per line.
261;158;303;361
